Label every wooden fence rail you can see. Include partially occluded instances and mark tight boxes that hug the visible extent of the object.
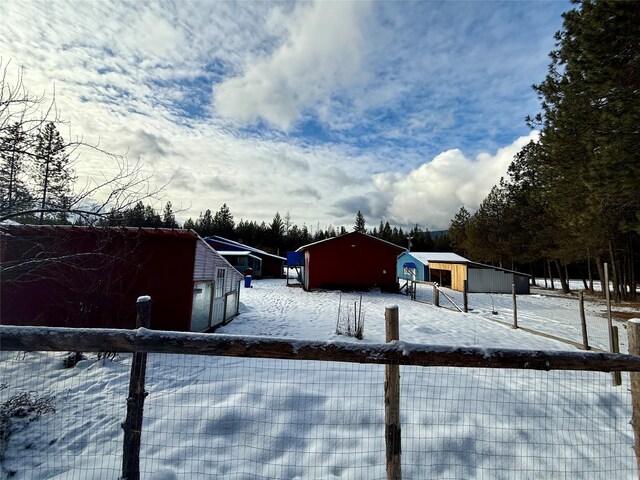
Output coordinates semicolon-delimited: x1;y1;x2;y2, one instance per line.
2;325;640;372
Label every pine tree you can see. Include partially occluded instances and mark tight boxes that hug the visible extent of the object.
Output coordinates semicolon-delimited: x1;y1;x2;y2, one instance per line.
183;218;196;230
195;209;214;237
162;201;179;228
381;222;392;240
125;201;146;227
33;122;75;224
354;210;366;233
448;207;471;256
270;212;284;238
0;122;32;217
529;0;640;297
213;203;235;237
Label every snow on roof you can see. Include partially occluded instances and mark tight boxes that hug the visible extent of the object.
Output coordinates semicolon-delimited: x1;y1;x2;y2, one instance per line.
216;250;262;261
406;252;470;264
405;252;530;276
210;236;286;261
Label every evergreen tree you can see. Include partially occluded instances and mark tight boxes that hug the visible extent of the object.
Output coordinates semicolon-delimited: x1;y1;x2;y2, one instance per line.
300;224;311;243
183;218;196;230
162;201;179;228
0;122;32;217
381;222;392;240
143;204;162;227
529;0;640;296
270;212;285;239
33;122;75;224
195;209;214;237
213;203;235;238
354;210;366;233
448;207;471;256
125;201;146;227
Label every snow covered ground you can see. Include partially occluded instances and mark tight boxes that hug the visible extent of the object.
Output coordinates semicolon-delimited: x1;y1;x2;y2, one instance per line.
1;279;639;479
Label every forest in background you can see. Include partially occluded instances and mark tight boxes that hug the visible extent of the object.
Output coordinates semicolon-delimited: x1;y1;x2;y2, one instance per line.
447;1;639;300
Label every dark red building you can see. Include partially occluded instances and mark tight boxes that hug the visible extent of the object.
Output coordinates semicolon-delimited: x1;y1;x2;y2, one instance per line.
296;232;405;292
1;226;242;331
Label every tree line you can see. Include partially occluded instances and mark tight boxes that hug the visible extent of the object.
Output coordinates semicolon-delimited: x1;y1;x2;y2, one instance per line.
94;203;451;257
446;0;639;300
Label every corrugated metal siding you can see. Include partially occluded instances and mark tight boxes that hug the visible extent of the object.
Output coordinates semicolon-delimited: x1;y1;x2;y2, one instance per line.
304;233;403;291
193;239;243;290
468;268;511;293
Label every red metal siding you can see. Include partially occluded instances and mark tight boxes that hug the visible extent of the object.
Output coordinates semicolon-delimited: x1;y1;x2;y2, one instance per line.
1;227;196;331
304;233;404;291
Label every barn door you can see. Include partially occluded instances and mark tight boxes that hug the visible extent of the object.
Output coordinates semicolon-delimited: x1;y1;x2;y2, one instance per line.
211;268;226;327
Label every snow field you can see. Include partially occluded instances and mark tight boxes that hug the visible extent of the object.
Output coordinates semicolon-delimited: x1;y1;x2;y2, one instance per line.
1;279;638;478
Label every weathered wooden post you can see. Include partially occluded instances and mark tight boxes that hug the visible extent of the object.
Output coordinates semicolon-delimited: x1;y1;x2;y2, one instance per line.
433;285;440;307
579;291;590;350
122;296;151;480
385;305;401;480
512;284;518;329
463;280;468;313
627;318;640;478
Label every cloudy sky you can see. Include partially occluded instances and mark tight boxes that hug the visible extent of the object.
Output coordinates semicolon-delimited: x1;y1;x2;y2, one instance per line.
0;1;568;231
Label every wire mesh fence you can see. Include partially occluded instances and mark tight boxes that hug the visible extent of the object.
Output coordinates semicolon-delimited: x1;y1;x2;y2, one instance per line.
1;330;638;480
408;280;618;353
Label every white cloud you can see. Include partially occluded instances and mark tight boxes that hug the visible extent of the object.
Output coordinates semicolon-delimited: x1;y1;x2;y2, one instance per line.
372;131;539;230
213;1;371;130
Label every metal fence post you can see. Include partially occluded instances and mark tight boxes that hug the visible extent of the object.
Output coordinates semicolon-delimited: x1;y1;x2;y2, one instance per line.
385;305;401;480
512;284;518;329
122;296;151;480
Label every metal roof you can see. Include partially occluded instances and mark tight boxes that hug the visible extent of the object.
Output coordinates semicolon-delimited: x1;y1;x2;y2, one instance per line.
216;250;262;261
403;251;530;277
209;236;286;261
406;252;470;264
0;225;199;239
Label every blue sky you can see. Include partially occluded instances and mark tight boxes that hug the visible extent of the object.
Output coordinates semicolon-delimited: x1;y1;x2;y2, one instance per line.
0;0;569;230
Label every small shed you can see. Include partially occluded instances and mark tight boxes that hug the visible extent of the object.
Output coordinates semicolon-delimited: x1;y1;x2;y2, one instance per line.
1;226;243;332
397;251;530;294
205;236;286;278
296;232;405;292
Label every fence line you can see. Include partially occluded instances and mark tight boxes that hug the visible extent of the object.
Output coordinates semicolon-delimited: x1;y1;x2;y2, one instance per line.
3;314;640;479
407;279;616;352
3;325;640;372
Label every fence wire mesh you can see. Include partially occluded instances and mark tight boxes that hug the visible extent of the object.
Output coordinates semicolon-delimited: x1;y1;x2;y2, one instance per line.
409;281;617;352
0;349;636;479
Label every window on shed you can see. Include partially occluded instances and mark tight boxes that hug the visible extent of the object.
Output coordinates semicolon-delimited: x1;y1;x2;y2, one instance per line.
215;268;226;297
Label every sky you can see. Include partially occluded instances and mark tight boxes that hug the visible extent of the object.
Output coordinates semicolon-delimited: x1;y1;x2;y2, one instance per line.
0;0;569;231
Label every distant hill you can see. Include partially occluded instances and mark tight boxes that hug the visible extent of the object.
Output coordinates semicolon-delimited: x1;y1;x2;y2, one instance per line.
430;230;447;239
